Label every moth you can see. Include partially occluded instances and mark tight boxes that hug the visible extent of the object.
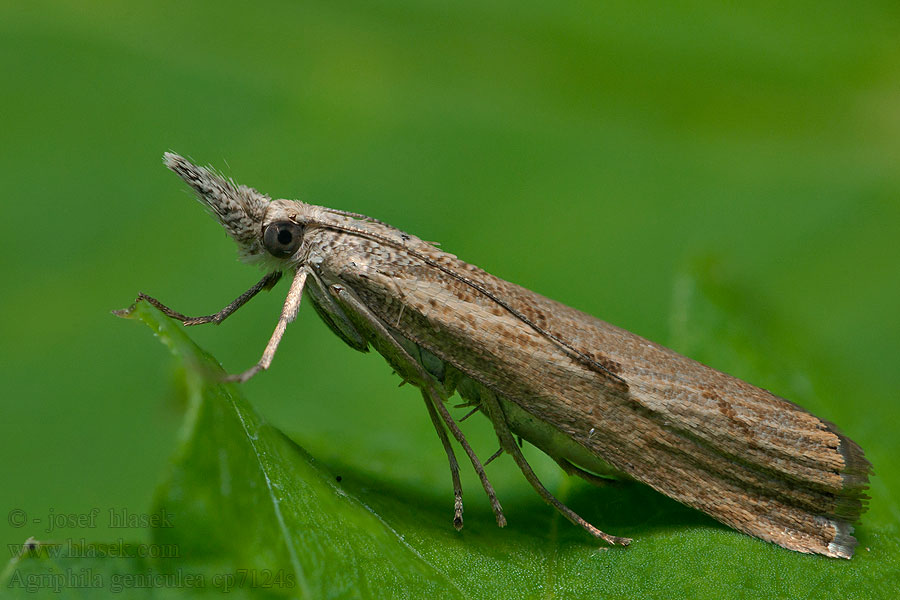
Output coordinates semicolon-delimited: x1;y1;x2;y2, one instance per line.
126;153;870;559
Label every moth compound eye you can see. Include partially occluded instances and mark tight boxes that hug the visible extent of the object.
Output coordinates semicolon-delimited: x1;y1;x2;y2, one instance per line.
263;221;304;258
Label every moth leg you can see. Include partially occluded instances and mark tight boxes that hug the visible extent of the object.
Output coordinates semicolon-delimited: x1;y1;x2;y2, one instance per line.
329;283;506;528
552;457;618;488
484;448;504;465
128;271;283;326
427;388;506;527
458;406;480;422
421;390;465;529
479;389;631;547
225;269;308;383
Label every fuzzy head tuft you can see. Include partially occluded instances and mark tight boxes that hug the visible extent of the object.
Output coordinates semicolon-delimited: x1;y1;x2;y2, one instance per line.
163;153;269;262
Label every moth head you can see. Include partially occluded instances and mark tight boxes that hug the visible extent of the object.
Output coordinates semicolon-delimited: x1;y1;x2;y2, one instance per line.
164;153;271;263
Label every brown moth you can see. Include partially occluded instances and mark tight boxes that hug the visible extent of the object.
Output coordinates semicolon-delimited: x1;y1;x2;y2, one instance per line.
124;153;870;558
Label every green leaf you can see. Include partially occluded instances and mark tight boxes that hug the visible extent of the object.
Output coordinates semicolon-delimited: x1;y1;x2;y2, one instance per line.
131;300;468;598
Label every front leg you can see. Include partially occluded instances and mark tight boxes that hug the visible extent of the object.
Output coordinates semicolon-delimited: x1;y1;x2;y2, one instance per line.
225;269;308;383
116;271;282;326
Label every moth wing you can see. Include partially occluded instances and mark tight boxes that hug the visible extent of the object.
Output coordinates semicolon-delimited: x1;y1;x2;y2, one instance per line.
325;228;870;558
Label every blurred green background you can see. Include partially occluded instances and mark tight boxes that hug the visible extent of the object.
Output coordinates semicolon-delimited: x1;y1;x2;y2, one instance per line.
2;0;898;593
